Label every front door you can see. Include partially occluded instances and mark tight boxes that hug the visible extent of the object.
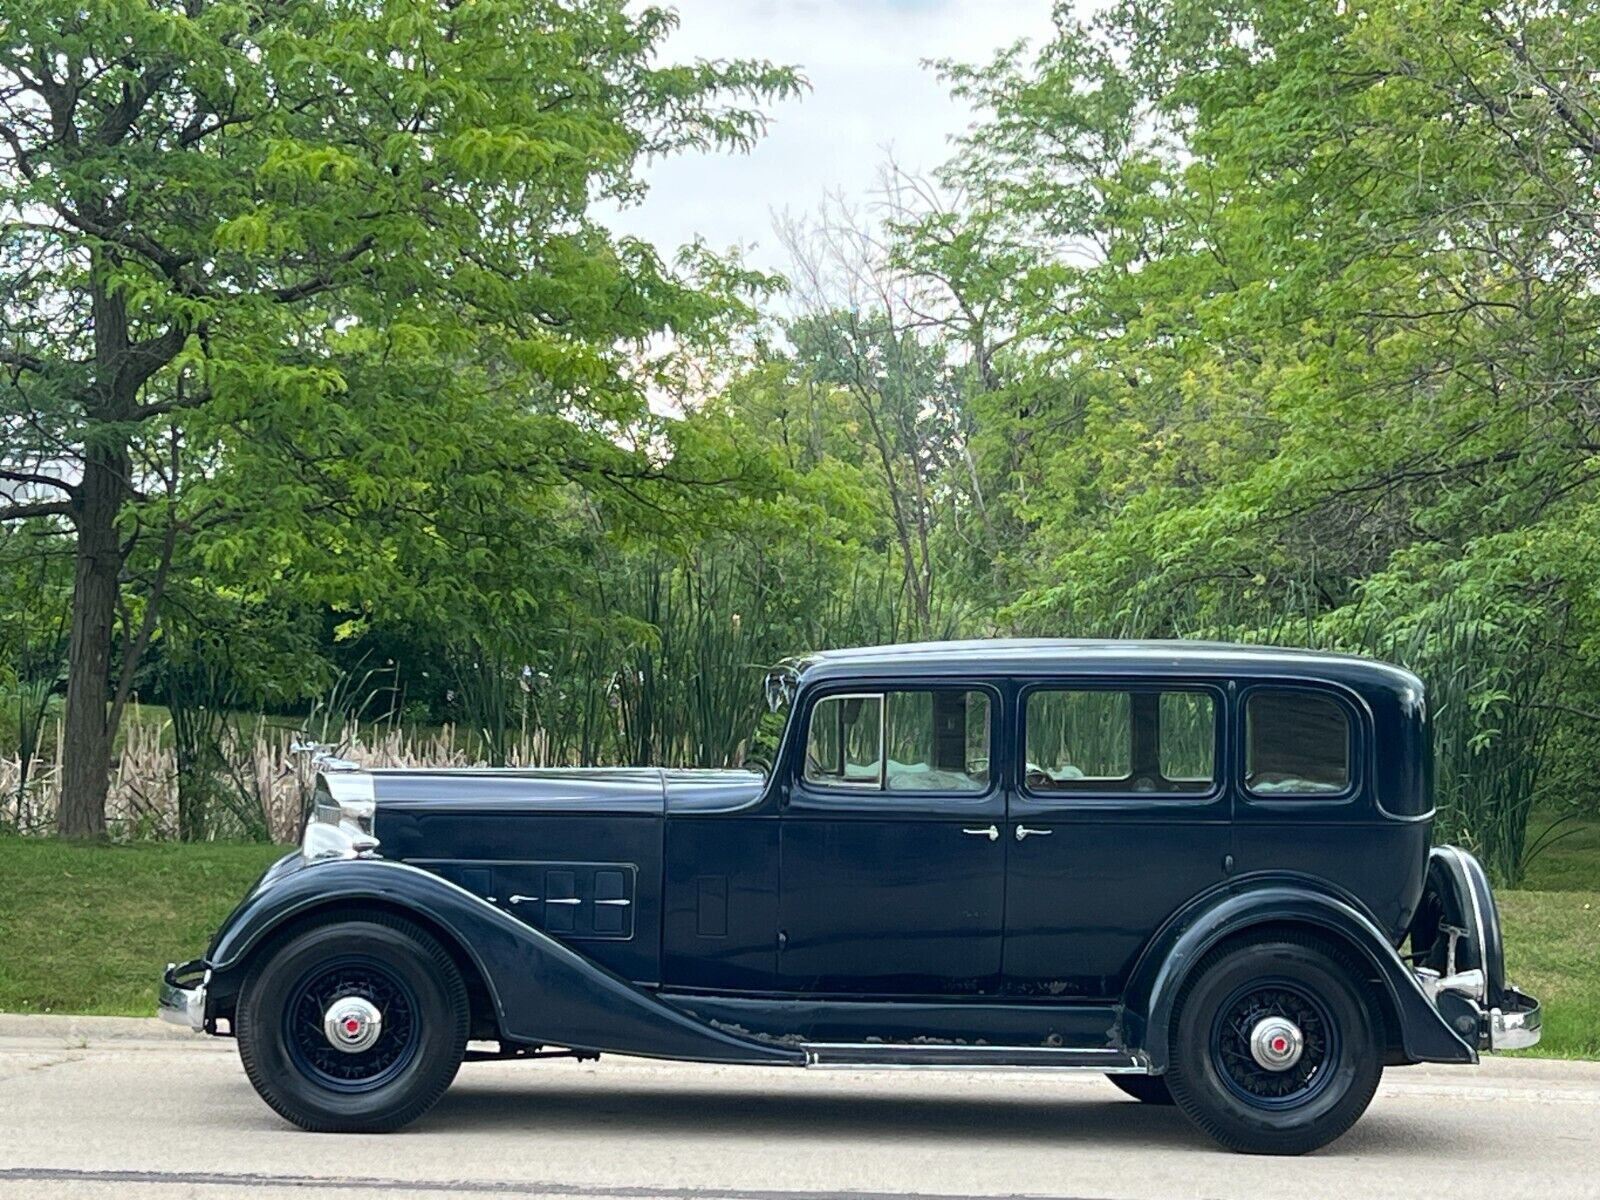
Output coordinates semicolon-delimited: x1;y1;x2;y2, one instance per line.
778;685;1005;994
1002;681;1231;999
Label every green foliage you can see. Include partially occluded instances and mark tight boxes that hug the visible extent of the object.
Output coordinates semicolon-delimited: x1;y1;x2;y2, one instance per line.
5;0;1597;883
0;0;800;832
866;0;1600;881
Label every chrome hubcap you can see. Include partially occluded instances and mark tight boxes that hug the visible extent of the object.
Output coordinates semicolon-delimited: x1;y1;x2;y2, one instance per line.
322;996;383;1053
1248;1016;1304;1071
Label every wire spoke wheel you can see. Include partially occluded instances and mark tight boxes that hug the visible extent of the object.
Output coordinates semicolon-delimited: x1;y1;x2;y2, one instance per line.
283;955;421;1093
1209;979;1338;1110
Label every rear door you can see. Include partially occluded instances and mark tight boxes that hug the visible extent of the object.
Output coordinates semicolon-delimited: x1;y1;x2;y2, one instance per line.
778;683;1006;994
1001;680;1231;999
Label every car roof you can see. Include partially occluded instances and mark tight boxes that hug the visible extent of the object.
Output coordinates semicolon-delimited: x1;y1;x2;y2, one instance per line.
790;638;1421;695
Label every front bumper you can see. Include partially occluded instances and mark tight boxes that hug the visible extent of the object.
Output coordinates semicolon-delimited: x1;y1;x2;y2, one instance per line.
159;959;210;1033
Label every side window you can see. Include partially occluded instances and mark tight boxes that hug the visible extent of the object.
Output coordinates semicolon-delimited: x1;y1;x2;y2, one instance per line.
804;694;882;787
1025;690;1130;785
1245;689;1351;795
1160;691;1216;783
804;690;990;793
1024;688;1216;794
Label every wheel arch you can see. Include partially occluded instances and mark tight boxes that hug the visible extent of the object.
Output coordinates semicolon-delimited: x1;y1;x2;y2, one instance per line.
209;897;503;1043
1123;881;1476;1071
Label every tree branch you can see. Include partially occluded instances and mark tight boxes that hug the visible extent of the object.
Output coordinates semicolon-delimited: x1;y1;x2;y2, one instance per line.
272;235;377;303
0;497;71;521
0;467;75;494
0;347;46;374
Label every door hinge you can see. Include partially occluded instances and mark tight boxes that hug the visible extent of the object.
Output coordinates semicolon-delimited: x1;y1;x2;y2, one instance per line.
777;929;788;951
1223;853;1235;875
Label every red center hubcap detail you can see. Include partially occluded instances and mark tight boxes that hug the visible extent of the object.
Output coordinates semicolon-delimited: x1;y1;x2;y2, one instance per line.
345;1018;361;1034
1272;1036;1287;1052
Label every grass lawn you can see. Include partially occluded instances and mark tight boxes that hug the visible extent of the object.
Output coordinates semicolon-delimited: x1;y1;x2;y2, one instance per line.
0;827;1594;1059
0;836;286;1015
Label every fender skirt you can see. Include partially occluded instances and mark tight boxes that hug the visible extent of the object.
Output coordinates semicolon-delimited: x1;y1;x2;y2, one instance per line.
205;857;803;1067
1126;885;1476;1071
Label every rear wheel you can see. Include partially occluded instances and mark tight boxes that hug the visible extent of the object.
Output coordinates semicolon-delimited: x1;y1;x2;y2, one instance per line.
1166;936;1382;1154
1107;1074;1175;1105
237;915;468;1132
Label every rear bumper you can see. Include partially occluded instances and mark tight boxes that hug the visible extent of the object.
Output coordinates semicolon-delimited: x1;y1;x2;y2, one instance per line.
158;960;210;1033
1418;968;1541;1053
1490;986;1541;1051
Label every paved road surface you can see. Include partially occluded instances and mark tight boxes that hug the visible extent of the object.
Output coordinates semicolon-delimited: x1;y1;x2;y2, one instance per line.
1;1016;1595;1199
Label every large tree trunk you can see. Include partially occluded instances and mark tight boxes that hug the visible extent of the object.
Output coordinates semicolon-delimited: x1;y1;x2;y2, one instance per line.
57;439;128;839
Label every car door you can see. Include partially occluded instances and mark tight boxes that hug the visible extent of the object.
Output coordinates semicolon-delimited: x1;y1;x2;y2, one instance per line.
1001;679;1231;1000
778;683;1006;995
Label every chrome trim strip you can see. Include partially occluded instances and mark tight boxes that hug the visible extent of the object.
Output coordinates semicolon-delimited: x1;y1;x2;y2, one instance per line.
801;1043;1150;1073
1440;845;1489;1003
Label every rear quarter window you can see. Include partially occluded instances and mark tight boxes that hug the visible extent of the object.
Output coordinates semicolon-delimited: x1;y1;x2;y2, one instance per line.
1245;689;1352;796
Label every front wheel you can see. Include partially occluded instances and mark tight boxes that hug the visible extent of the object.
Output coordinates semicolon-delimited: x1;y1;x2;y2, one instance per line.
1166;935;1382;1155
237;914;469;1132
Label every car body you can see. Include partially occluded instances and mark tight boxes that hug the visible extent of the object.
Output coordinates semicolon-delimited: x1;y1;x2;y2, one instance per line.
162;638;1540;1153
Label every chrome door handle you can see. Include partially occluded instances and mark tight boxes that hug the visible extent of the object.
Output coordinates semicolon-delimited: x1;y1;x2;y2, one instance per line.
507;895;539;905
962;825;1000;841
1015;826;1053;841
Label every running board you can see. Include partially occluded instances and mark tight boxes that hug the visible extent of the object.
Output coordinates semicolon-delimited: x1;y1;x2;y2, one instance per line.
801;1043;1149;1072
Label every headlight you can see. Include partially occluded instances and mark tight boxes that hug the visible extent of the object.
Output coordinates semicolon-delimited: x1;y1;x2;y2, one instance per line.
301;769;379;861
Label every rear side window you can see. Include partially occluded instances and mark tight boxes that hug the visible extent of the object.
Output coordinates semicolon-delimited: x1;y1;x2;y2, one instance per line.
804;690;991;793
1245;689;1351;796
1024;688;1216;794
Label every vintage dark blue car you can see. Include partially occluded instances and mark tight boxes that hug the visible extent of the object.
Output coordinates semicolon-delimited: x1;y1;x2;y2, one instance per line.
161;639;1539;1154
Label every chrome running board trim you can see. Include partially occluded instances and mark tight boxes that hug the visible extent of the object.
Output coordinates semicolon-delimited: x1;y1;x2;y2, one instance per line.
800;1043;1150;1072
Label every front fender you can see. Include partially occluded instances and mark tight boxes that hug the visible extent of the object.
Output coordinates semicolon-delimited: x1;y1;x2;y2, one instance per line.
1124;881;1476;1071
206;856;802;1067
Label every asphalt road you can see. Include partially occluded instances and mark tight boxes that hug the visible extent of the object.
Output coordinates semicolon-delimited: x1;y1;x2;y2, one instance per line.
1;1016;1596;1200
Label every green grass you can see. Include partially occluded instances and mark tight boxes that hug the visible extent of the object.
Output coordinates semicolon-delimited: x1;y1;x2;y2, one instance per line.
1500;890;1600;1060
0;833;1594;1060
0;836;286;1015
1521;810;1600;892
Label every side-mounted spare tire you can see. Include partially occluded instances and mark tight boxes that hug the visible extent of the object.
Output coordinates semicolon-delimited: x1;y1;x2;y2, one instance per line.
236;913;469;1133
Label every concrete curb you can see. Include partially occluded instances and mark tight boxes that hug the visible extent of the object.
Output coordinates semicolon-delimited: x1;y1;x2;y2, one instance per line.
0;1012;198;1043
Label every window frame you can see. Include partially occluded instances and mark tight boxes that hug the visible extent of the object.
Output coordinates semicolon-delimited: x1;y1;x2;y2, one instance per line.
1015;680;1225;803
802;690;887;790
1237;683;1363;806
795;682;1000;802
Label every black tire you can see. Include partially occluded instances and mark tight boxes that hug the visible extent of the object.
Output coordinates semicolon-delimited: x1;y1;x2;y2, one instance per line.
237;914;469;1133
1107;1073;1176;1105
1166;935;1382;1155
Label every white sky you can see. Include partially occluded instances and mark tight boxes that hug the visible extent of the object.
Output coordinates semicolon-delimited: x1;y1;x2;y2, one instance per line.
608;0;1058;274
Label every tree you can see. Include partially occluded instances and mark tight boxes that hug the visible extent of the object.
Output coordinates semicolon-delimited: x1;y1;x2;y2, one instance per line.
0;0;798;836
902;0;1600;876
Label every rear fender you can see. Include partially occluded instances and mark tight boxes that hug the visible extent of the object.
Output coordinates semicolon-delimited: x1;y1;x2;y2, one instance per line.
1410;845;1507;1005
1124;881;1476;1071
207;857;802;1067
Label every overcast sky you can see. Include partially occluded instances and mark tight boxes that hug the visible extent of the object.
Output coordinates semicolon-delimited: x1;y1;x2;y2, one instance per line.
608;0;1058;274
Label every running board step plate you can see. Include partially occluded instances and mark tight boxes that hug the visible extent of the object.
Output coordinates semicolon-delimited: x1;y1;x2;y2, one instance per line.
801;1043;1148;1072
